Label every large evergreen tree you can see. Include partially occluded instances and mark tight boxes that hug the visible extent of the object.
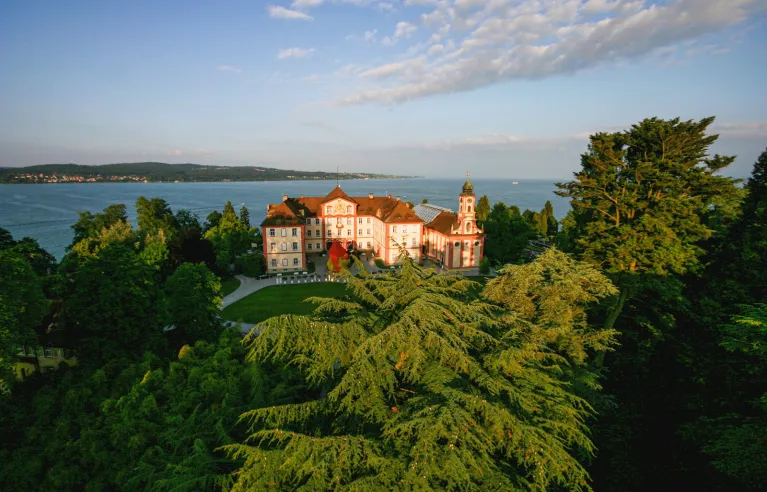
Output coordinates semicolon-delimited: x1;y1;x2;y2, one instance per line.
226;250;616;490
475;195;491;225
555;117;738;332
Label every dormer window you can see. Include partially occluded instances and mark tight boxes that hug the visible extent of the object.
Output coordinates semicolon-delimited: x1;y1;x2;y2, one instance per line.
326;206;332;214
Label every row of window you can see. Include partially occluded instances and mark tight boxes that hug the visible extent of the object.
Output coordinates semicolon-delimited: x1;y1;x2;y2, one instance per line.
268;228;299;237
271;258;301;267
270;242;300;251
306;229;375;237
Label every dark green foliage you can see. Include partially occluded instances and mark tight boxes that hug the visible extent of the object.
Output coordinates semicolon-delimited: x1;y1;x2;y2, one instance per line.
478;256;490;274
65;244;164;364
476;194;491;225
226;251;616;490
421;198;428;204
484;201;537;264
165;263;223;344
136;196;178;236
239;205;250;228
204;202;252;272
234;253;265;277
205;210;222;231
70;203;128;248
374;258;386;269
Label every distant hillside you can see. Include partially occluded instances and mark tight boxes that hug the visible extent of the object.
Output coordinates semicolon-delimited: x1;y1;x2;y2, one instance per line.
0;162;419;184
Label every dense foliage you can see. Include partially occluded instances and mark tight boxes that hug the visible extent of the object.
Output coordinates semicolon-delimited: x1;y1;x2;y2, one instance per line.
0;117;765;492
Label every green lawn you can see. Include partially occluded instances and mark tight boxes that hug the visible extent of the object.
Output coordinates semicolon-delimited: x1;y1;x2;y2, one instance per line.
222;282;350;324
220;278;241;297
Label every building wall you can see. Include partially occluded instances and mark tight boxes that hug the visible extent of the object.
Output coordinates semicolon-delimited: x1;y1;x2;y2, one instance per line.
264;225;305;272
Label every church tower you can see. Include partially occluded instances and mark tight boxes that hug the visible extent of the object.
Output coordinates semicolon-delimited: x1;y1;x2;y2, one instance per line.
457;172;477;235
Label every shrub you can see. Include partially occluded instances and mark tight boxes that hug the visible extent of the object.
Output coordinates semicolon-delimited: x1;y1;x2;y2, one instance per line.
307;261;316;274
479;256;490;274
234;253;265;277
374;258;386;269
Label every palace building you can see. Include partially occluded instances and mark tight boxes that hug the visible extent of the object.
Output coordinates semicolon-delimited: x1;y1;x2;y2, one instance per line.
261;176;484;273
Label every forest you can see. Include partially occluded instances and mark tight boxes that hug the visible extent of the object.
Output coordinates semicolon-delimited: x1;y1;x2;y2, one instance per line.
0;116;765;491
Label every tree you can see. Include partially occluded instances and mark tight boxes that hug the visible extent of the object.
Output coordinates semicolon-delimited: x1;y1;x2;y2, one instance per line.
542;200;558;237
165;263;223;344
204;202;252;273
0;228;15;250
135;197;177;237
478;256;490;274
175;209;202;231
225;252;616;490
476;195;491;225
70;204;128;248
239;206;251;228
65;244;163;364
0;251;47;393
205;211;222;231
484;202;537;264
421;198;428;204
555;117;738;333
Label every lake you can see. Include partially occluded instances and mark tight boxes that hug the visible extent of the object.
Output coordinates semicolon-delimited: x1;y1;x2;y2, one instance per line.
0;178;572;259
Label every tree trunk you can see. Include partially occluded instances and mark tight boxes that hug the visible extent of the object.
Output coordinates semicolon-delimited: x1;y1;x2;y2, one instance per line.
595;286;630;367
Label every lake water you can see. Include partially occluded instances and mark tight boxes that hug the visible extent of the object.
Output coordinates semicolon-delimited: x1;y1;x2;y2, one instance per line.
0;178;571;259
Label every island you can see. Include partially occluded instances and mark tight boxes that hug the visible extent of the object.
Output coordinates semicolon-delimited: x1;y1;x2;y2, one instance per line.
0;162;420;184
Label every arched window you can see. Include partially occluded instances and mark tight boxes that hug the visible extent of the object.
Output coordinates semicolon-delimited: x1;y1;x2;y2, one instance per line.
468;205;472;213
465;222;471;233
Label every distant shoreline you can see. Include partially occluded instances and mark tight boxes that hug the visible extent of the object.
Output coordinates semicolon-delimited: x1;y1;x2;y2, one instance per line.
0;176;424;185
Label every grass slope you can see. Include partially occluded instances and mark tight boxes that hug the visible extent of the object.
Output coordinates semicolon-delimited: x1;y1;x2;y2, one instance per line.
222;282;349;324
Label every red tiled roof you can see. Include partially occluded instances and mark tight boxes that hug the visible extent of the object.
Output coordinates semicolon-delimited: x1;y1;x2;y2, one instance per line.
426;210;458;235
324;185;356;203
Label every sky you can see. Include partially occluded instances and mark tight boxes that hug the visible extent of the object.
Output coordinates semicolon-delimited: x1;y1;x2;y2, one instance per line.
1;0;766;179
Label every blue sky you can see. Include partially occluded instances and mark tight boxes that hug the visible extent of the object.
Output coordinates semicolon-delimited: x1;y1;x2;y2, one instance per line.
1;0;765;178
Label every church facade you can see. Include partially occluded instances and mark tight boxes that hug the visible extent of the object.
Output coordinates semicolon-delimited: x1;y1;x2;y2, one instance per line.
261;177;484;273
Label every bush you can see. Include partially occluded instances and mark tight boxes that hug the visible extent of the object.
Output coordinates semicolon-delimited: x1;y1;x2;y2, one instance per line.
234;253;265;277
307;261;316;273
327;258;336;273
374;258;386;269
479;257;490;274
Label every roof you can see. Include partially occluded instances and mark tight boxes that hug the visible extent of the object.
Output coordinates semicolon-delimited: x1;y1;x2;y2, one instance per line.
461;178;474;195
261;186;424;226
426;210;459;235
413;203;453;224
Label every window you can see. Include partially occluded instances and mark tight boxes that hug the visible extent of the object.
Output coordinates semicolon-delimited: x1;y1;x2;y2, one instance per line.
327;230;333;237
293;258;299;265
281;243;287;251
367;218;371;224
392;225;397;233
358;218;363;224
307;230;312;237
326;206;332;214
316;242;321;249
292;228;297;236
292;242;298;251
466;222;471;233
282;259;288;266
474;240;480;246
358;229;362;235
454;241;460;247
269;228;276;237
306;219;311;225
270;242;276;251
271;259;277;267
403;226;407;233
367;241;371;248
347;229;351;236
308;243;312;250
468;198;473;204
468;206;472;213
346;218;351;225
412;238;416;246
358;241;363;248
281;228;286;237
367;229;371;235
315;218;320;225
347;206;352;214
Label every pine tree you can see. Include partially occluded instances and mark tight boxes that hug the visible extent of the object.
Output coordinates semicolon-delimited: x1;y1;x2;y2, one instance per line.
239;206;251;228
555;117;739;332
476;195;491;225
225;250;616;490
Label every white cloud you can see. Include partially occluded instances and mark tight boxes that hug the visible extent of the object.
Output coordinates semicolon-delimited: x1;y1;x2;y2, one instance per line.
712;121;767;139
292;0;324;7
277;47;316;59
168;149;183;156
395;21;418;38
215;65;242;73
333;0;759;106
427;43;444;55
267;5;314;20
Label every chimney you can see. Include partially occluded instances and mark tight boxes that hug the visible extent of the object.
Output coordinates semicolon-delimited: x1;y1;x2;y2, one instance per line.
300;195;304;198
396;196;401;201
282;194;288;202
368;193;374;199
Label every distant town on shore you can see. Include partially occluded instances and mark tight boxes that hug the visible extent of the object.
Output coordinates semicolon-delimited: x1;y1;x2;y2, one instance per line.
0;162;420;184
